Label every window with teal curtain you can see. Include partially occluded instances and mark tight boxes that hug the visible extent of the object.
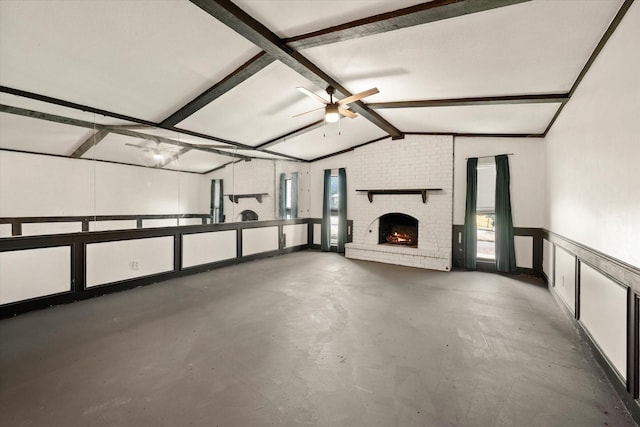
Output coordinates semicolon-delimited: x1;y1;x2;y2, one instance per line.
278;173;299;219
278;173;285;219
210;179;224;224
495;155;516;273
337;168;347;254
321;169;331;251
463;158;478;269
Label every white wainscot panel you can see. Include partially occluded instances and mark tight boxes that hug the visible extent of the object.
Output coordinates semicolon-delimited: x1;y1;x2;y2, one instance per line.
89;220;138;232
0;223;12;238
514;235;533;269
313;223;321;245
0;246;70;304
543;238;554;283
182;230;236;268
179;218;204;226
86;236;174;287
580;263;627;380
283;224;308;248
554;247;576;313
22;222;82;236
243;226;279;256
143;218;177;228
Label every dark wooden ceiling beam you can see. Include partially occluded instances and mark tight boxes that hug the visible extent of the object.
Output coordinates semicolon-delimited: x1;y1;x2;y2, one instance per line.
543;0;634;136
160;51;275;127
255;119;325;150
157;147;192;168
190;0;404;140
70;129;110;158
369;93;569;109
285;0;532;50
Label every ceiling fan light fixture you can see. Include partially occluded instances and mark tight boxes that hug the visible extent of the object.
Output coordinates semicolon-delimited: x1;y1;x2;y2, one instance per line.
325;104;340;123
152;152;164;160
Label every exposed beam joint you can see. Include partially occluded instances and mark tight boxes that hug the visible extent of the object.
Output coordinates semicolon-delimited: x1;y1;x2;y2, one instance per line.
157;147;192;168
369;93;569;109
190;0;404;140
70;129;110;158
286;0;532;50
161;51;275;127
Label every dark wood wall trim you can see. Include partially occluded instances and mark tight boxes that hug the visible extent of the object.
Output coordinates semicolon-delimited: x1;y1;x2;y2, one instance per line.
451;224;543;276
544;228;640;425
543;229;640;291
0;218;311;318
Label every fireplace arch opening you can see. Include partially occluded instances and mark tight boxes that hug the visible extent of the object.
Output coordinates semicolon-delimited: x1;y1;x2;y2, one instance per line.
240;210;258;221
379;213;418;247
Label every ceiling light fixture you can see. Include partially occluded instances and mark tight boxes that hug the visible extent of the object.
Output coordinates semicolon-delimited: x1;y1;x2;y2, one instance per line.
325;104;340;123
153;152;164;160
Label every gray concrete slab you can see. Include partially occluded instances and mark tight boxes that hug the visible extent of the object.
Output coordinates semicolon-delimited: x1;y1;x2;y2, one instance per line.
0;251;635;426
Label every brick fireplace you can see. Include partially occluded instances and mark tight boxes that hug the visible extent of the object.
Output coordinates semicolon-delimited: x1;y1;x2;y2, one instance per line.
345;135;453;271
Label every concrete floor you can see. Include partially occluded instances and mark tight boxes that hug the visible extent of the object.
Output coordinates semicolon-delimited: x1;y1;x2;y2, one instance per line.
0;251;635;427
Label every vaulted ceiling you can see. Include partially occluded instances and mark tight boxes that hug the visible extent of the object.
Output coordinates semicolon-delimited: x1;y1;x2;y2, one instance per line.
0;0;632;173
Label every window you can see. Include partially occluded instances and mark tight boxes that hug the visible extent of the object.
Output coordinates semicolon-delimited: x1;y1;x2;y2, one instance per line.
330;175;339;244
284;178;292;219
476;159;496;260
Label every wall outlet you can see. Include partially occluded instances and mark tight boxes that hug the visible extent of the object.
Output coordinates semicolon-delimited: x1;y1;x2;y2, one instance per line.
131;260;140;270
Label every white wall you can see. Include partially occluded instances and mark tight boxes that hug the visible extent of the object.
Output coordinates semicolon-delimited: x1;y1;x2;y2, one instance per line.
0;151;209;218
545;2;640;267
580;262;627;379
182;230;236;268
86;236;174;287
453;137;546;227
0;246;71;304
554;246;576;314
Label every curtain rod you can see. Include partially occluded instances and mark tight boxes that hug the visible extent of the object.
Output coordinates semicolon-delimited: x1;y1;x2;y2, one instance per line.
465;153;513;160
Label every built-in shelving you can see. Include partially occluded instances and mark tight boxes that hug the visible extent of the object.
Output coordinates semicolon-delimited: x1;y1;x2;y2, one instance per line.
355;189;443;203
225;193;268;203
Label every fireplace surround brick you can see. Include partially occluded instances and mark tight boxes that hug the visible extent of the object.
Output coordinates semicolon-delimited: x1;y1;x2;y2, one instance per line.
345;135;453;271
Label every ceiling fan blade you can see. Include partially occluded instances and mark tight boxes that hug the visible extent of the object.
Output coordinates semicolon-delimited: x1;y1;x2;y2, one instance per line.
338;87;379;105
293;106;325;118
338;107;357;119
125;143;149;151
297;87;329;105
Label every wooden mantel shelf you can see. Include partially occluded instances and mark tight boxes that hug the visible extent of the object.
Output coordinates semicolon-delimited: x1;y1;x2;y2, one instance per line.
225;193;268;204
356;189;443;203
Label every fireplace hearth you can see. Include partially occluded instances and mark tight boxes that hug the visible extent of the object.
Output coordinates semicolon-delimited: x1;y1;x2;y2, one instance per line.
379;213;418;248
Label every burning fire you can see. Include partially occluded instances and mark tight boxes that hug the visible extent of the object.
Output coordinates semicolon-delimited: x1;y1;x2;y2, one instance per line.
386;231;414;245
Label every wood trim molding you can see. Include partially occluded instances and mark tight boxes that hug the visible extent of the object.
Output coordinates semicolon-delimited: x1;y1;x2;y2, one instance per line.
190;0;403;140
543;0;634;136
160;52;275;127
285;0;531;50
543;229;640;291
369;93;568;109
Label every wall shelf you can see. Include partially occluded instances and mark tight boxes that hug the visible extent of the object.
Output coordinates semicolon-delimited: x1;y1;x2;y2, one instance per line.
225;193;268;204
356;189;443;203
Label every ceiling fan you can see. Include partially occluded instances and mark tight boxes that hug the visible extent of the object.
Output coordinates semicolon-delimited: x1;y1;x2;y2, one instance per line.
294;85;379;123
125;142;179;160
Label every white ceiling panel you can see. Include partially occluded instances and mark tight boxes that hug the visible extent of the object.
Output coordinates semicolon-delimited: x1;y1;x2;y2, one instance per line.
267;117;387;161
162;150;232;174
302;0;623;100
177;61;331;146
0;112;93;156
234;0;429;38
377;103;562;135
0;0;260;122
